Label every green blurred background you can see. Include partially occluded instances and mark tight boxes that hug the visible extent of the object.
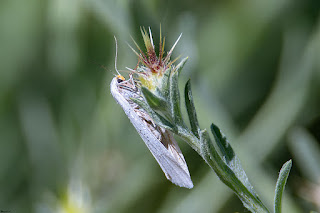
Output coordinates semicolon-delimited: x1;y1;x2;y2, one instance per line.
0;0;320;212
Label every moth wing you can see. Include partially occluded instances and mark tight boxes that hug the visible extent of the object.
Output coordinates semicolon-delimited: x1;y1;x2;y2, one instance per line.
143;134;194;188
111;78;193;188
162;129;191;174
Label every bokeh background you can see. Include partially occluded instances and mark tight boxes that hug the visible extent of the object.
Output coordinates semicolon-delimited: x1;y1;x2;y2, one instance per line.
1;0;320;212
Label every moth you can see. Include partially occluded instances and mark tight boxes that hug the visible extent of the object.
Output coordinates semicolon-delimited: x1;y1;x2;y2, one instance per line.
110;73;193;188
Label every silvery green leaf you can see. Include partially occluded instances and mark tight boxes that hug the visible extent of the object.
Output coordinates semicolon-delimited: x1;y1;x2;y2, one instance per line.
274;160;292;213
169;69;184;126
210;123;259;199
141;86;168;111
174;57;188;76
158;67;172;99
199;128;269;213
184;80;200;138
131;97;174;131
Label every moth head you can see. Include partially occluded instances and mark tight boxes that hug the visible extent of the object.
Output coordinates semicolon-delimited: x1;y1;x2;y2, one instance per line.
116;75;125;83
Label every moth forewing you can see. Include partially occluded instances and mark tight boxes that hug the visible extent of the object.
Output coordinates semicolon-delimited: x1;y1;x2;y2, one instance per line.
110;76;193;188
161;129;190;174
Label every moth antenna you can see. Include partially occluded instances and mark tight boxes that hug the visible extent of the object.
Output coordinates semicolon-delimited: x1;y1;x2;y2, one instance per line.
114;36;121;76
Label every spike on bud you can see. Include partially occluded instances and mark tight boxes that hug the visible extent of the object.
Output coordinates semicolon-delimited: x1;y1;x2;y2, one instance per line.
128;27;182;91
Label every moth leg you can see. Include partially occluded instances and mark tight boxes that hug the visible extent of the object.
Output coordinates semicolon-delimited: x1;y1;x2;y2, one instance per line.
128;73;139;91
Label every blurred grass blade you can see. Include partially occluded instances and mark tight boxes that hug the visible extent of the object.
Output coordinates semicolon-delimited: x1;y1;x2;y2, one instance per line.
184;80;200;138
288;127;320;183
274;160;292;213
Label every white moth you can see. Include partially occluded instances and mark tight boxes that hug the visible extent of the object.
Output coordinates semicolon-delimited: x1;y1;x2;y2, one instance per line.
110;73;193;188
